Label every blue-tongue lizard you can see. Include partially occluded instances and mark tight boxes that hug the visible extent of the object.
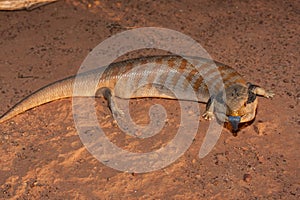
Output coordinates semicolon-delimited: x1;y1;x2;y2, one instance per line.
0;55;274;132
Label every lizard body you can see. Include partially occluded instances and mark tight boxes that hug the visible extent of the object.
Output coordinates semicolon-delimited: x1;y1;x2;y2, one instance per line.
0;55;274;131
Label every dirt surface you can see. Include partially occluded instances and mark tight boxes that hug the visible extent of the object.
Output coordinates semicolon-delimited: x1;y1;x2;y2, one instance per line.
0;0;299;199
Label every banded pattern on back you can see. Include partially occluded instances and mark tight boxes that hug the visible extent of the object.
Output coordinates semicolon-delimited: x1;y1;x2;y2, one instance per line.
97;55;246;102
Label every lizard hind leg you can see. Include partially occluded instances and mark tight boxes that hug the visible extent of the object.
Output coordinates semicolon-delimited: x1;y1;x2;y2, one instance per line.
99;87;124;118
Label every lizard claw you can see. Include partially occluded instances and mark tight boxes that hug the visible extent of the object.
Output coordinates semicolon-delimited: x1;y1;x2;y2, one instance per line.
265;90;275;98
202;111;214;120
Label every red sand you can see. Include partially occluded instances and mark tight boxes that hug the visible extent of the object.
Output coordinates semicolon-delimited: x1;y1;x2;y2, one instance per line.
0;1;299;199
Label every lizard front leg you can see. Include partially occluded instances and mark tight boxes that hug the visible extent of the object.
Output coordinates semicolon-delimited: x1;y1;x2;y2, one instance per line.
202;95;228;123
247;83;274;98
202;96;215;120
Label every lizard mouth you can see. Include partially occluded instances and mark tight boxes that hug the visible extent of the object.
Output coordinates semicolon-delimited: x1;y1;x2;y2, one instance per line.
228;116;241;132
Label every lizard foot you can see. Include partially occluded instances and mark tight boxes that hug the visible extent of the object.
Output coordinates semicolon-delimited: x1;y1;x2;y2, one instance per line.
265;90;275;98
202;111;214;120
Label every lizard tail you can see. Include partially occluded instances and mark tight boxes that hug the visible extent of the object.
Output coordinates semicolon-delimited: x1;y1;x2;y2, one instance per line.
0;77;75;123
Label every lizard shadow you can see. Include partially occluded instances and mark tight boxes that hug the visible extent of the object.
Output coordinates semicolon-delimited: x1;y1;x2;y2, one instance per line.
222;118;256;137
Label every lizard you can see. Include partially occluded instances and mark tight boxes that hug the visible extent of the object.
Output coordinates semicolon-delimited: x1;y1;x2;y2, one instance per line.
0;55;274;132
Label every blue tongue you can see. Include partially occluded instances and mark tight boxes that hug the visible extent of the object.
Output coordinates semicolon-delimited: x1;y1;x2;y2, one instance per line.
228;116;241;131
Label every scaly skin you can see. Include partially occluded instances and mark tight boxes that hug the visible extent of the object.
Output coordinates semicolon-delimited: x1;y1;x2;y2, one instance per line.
0;55;274;131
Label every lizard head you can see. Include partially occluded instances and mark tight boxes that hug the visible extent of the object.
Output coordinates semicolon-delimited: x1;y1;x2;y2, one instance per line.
214;84;258;132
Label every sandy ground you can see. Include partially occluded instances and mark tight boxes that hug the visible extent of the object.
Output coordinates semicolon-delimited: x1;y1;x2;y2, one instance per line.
0;0;299;199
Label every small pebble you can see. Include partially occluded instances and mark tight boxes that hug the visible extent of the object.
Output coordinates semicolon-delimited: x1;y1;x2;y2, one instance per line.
243;174;252;182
